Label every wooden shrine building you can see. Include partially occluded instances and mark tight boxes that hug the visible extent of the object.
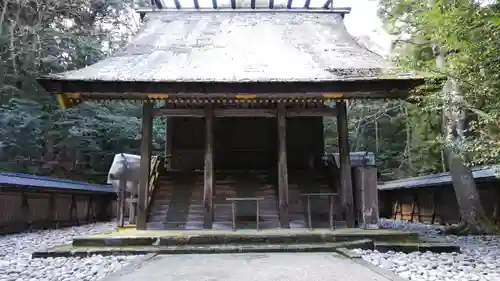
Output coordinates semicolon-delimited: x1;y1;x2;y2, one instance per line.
38;4;425;231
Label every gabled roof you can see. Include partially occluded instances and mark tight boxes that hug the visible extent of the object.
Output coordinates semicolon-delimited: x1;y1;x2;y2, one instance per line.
38;10;426;98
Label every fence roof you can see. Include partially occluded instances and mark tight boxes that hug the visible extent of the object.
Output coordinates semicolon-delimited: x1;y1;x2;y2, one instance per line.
0;172;113;193
378;166;498;191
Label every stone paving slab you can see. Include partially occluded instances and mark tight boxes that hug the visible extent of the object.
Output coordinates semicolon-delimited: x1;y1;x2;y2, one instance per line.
73;228;419;247
100;253;399;281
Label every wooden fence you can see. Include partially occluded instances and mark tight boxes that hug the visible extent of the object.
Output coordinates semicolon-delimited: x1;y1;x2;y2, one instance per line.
6;164;499;234
0;172;116;234
378;167;500;225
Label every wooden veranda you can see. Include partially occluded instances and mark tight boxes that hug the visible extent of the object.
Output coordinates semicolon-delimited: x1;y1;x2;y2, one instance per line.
37;4;425;230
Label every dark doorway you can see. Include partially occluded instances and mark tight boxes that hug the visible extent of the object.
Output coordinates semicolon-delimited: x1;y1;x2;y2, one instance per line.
214;118;277;171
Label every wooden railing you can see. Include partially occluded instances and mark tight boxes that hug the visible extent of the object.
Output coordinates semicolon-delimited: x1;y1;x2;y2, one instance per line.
226;197;264;231
147;155;164;212
300;193;339;230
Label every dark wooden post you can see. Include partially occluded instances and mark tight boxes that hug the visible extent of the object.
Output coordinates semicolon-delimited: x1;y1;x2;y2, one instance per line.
137;101;153;230
203;104;214;229
277;103;290;228
117;178;126;227
165;118;173;170
128;180;139;224
353;166;379;228
21;193;31;231
336;100;355;228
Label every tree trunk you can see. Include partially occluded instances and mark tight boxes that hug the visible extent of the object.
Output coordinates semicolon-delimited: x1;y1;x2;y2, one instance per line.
438;49;498;235
404;105;413;175
445;148;497;235
440;108;447;172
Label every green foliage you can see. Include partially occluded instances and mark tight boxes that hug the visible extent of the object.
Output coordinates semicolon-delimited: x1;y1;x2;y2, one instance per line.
375;0;500;174
2;0;497;185
0;0;165;183
323;98;446;181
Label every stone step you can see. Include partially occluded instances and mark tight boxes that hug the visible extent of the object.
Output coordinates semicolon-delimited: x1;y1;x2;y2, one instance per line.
35;240;376;258
73;229;419;247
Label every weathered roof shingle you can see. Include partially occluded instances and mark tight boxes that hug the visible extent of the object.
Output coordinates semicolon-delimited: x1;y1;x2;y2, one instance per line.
52;12;415;81
39;11;425;96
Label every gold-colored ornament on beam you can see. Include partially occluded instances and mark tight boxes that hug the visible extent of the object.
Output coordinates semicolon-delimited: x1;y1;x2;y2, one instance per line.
322;93;343;99
147;94;169;99
236;94;257;99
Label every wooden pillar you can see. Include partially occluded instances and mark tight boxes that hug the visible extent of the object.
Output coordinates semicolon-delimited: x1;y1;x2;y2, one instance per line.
277;103;290;228
128;180;139;224
136;101;153;230
353;166;379;228
203;104;214;229
165;118;173;170
117;178;126;227
336;100;355;228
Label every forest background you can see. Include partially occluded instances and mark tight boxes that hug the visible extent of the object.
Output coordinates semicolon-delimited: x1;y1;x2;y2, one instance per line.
0;0;498;185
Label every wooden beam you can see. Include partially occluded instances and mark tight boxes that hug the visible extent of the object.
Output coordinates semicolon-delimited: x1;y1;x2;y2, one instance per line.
286;107;336;117
214;108;275;118
152;107;337;117
40;78;425;97
152;108;205;117
322;0;332;9
151;0;163;9
277;103;290;228
137;102;153;230
135;8;352;14
336;100;355;228
87;91;409;100
153;108;274;118
172;0;181;9
203;104;214;229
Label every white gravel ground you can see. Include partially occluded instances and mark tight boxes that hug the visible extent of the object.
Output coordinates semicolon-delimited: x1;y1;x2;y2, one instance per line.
2;219;499;281
0;222;142;281
353;219;500;281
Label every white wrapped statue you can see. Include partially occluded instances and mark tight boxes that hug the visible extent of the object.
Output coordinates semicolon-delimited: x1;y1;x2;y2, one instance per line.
107;153;141;225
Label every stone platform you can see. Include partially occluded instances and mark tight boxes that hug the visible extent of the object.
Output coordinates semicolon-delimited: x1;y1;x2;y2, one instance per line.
72;228;419;247
31;228;460;258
